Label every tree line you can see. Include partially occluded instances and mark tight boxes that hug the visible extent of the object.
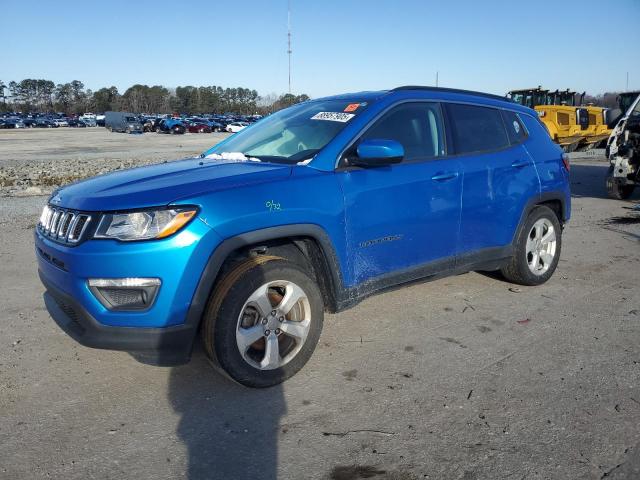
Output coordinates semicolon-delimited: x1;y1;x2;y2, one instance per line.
0;79;310;115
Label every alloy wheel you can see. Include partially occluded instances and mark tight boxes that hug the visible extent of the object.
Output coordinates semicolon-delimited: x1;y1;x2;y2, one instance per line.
236;280;311;370
526;218;557;275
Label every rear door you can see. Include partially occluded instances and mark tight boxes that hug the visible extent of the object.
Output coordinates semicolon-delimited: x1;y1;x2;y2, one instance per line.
337;102;462;286
445;103;540;258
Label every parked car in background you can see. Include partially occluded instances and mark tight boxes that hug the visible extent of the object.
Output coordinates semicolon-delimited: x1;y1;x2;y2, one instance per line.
191;118;224;132
22;118;38;128
53;118;69;127
143;118;161;132
96;115;106;127
0;118;26;129
35;118;58;128
105;111;144;134
186;120;212;133
80;117;97;127
68;119;87;128
156;118;186;134
226;121;248;133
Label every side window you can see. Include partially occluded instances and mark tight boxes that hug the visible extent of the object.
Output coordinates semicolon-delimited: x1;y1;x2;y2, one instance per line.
502;110;527;145
446;103;509;154
359;102;445;162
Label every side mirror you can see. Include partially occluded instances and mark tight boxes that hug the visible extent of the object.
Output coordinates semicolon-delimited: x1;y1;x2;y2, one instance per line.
352;139;404;167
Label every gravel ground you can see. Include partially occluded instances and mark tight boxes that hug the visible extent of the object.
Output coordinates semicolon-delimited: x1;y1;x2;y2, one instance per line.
0;154;639;479
0;128;229;196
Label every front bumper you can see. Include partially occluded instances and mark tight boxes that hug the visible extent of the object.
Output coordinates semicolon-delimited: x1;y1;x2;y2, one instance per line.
36;216;222;365
42;273;195;365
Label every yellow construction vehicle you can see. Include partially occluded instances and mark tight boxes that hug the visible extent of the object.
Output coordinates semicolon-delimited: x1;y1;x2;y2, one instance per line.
508;87;589;151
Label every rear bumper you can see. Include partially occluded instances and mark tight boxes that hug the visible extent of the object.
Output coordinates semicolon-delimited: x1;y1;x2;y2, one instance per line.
41;272;196;365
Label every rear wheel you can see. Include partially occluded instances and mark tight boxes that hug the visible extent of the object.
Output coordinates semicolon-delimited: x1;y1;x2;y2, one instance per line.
201;256;323;388
501;206;562;286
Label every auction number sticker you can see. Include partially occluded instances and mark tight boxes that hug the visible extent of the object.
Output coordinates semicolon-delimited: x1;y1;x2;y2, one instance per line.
311;112;355;122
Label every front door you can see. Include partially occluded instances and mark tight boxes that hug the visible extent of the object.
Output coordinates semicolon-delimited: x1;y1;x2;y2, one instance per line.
337;102;462;287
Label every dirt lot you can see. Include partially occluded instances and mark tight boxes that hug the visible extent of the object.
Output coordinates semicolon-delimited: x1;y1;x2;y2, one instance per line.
0;132;639;479
0;128;228;195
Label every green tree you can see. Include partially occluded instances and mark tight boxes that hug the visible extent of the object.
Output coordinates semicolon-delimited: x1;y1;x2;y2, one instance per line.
54;83;74;112
92;86;119;113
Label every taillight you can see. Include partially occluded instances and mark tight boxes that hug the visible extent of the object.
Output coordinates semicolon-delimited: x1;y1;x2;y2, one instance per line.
561;153;570;171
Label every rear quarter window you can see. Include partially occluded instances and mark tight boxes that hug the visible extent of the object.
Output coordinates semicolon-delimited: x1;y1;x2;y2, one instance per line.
501;110;527;145
446;103;509;154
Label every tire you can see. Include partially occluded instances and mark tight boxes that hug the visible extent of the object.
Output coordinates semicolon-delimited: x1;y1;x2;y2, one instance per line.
155;127;162;133
125;127;131;134
201;256;324;388
606;169;635;199
501;205;562;286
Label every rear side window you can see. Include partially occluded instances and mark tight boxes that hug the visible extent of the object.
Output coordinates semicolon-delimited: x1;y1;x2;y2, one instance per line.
501;110;527;145
446;103;509;154
360;102;445;162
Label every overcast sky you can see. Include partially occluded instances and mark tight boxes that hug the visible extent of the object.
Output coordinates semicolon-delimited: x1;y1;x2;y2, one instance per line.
2;0;639;98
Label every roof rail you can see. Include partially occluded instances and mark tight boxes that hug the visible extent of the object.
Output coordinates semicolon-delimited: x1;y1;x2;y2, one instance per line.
391;86;513;103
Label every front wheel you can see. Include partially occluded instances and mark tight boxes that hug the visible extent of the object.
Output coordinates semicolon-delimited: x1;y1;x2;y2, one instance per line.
606;169;635;200
201;256;324;388
501;205;562;286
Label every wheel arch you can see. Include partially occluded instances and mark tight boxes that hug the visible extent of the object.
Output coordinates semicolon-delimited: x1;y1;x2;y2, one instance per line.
184;224;345;340
511;192;567;246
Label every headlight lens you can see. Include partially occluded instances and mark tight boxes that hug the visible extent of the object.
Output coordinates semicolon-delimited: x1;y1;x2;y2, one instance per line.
94;208;197;241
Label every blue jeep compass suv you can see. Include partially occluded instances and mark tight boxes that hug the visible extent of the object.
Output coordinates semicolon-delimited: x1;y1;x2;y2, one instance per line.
36;87;570;387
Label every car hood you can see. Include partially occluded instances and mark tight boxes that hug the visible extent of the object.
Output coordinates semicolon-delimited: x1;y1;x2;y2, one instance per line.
52;158;292;211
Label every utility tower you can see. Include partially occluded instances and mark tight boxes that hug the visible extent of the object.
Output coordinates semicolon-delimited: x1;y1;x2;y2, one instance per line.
287;0;292;94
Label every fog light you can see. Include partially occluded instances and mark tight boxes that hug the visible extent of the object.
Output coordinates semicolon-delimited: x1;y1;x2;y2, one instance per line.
88;278;160;311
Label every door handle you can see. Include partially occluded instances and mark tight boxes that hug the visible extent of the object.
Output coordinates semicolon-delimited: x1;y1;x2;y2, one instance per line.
431;171;459;181
511;160;532;168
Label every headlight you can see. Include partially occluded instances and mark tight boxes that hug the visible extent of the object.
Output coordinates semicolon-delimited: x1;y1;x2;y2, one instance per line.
94;208;197;241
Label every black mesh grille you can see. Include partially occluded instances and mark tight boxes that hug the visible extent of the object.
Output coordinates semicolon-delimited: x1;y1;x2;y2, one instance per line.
100;288;145;307
72;216;88;239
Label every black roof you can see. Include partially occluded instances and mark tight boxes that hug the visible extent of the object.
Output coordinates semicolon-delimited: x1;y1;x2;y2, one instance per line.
391;86;513;103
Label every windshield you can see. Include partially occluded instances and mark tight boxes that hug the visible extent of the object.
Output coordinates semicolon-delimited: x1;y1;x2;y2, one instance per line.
205;99;370;163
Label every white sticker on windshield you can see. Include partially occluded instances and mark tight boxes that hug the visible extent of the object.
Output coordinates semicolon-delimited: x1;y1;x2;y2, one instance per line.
311;112;355;123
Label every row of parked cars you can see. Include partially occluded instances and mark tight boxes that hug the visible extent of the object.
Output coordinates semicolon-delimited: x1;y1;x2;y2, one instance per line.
0;113;102;129
105;112;261;135
1;111;261;134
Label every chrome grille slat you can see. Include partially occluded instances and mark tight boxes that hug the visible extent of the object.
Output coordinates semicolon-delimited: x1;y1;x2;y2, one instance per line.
37;206;92;245
49;210;61;234
67;214;81;242
63;213;77;241
56;212;69;238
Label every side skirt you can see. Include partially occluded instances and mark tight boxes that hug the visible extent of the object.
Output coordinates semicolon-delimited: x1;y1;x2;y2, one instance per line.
334;246;513;312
